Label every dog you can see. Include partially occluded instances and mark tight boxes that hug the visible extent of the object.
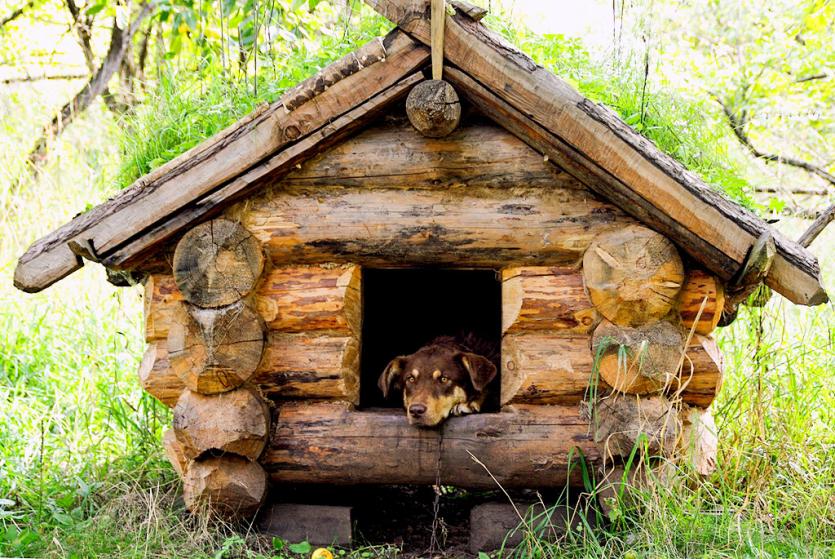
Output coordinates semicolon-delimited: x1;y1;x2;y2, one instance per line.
377;334;498;427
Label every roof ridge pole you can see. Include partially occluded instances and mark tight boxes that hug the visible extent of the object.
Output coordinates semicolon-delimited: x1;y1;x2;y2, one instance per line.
431;0;445;80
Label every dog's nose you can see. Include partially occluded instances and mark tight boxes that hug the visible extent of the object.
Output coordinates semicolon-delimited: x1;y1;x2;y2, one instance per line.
409;404;427;417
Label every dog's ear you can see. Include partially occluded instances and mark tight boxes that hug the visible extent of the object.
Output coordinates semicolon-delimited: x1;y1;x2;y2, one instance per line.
378;356;407;399
456;352;497;392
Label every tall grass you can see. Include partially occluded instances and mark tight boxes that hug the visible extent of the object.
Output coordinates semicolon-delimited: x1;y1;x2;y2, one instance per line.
0;4;833;559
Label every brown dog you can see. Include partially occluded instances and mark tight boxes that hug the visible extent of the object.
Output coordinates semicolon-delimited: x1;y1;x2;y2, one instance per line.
378;335;497;427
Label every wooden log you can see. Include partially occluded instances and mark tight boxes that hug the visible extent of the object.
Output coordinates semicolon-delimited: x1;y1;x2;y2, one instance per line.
501;266;599;336
255;265;361;335
167;301;265;395
254;333;360;404
137;342;184;407
361;2;826;306
103;71;426;272
15;30;429;292
675;269;725;335
183;455;267;518
405;79;461;138
591;319;686;395
501;333;722;407
280;119;585;191
163;428;189;478
582;225;685;327
172;386;271;461
679;406;718;476
501;333;592;406
672;335;723;408
237;185;631;268
172;219;264;308
586;394;681;459
144;274;184;341
263;401;602;488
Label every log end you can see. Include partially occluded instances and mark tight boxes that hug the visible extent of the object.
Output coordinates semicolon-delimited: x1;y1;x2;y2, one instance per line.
405;79;462;138
183;455;267;519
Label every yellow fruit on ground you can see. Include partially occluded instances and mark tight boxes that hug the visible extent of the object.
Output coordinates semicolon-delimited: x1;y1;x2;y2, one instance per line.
311;549;333;559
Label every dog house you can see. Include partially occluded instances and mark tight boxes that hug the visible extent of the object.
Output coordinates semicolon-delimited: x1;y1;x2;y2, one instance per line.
15;0;828;520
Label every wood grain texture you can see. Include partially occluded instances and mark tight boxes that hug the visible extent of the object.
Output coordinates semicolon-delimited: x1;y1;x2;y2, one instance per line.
279;119;584;190
236;185;629;268
263;401;602;488
256;264;361;335
172;219;264;308
144;274;183;342
172;386;271;461
163;428;189;478
501;266;599;336
405;79;461;137
183;455;267;518
676;269;725;335
592;319;686;395
137;342;183;407
588;394;681;459
16;30;429;291
501;333;592;406
500;332;722;407
679;406;718;476
582;225;685;327
254;332;360;404
167;302;266;394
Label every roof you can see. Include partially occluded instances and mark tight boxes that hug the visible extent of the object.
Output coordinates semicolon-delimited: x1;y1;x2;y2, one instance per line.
14;0;827;307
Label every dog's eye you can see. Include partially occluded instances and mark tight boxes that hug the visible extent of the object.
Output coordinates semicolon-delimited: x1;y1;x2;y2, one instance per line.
408;376;416;383
439;376;449;383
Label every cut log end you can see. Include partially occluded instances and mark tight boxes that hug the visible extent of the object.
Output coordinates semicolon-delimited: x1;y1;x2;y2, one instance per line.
582;225;685;328
676;269;725;335
173;219;264;308
405;79;461;138
163;428;189;478
586;394;681;459
173;386;271;461
183;455;267;519
167;301;265;395
592;319;685;395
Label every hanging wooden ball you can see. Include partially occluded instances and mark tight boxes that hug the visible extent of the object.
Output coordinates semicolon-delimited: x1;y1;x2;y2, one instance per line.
405;79;461;138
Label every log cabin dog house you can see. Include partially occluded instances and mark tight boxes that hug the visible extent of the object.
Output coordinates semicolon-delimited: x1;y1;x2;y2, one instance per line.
15;0;828;521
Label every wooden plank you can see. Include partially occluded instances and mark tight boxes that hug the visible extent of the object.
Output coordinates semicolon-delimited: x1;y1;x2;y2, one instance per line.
362;0;826;306
231;185;631;268
103;72;424;270
279;118;583;191
263;401;602;488
15;30;429;292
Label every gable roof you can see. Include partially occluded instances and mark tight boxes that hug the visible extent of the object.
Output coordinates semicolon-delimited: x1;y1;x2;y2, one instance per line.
14;0;827;307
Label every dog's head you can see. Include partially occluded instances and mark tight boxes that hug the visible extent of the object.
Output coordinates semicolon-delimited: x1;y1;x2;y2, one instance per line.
378;342;496;427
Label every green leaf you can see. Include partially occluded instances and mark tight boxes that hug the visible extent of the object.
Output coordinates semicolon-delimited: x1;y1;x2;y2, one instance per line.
288;541;312;554
272;537;286;550
85;1;107;15
478;553;491;559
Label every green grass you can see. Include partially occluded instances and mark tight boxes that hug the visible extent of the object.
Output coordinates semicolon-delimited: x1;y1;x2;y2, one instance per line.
1;4;834;559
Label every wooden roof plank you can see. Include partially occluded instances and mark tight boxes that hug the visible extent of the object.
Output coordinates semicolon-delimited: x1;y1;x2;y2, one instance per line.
102;73;425;270
363;0;826;306
14;29;429;293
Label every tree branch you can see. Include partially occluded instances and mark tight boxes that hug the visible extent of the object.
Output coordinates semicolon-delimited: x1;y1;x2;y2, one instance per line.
797;203;835;248
2;71;88;83
713;94;835;187
28;1;155;165
1;0;34;28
